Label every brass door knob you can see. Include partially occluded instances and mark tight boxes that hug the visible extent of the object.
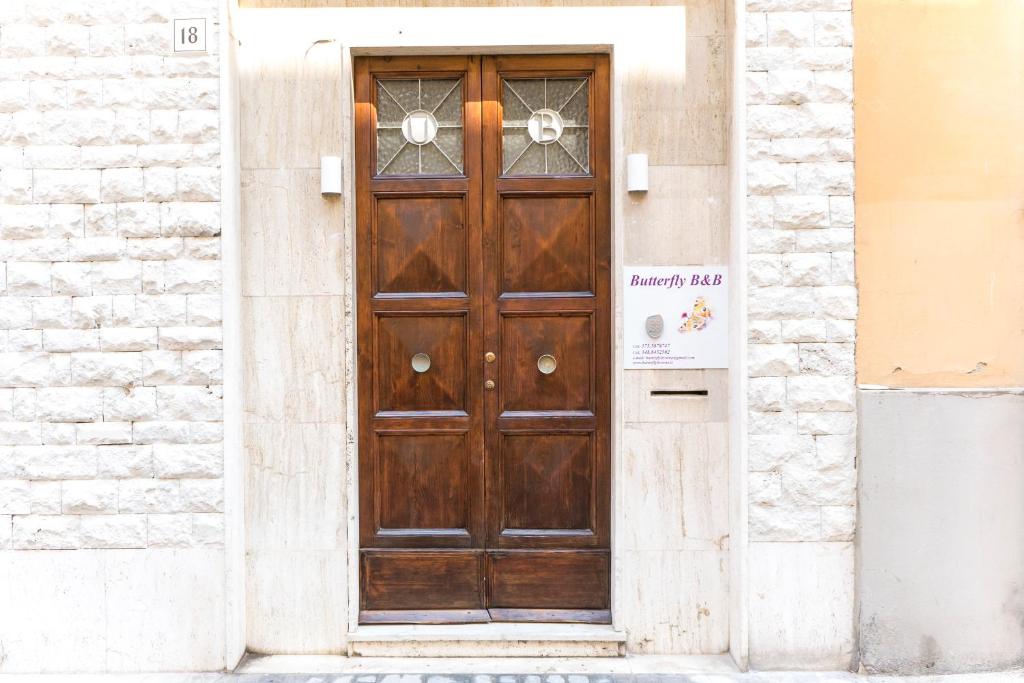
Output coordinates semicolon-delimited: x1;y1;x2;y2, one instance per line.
484;352;496;363
484;380;495;390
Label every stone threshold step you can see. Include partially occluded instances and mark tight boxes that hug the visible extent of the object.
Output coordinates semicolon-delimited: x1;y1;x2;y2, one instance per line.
235;654;739;675
344;626;626;659
349;624;628;643
344;624;629;657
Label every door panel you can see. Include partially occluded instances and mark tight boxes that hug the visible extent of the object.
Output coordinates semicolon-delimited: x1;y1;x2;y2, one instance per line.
375;195;468;295
376;431;471;533
374;312;468;415
362;550;485;614
499;312;594;414
499;431;594;532
357;54;609;623
487;551;610;610
500;194;593;295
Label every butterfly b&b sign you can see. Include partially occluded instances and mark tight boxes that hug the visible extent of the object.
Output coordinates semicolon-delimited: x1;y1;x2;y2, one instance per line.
623;266;729;369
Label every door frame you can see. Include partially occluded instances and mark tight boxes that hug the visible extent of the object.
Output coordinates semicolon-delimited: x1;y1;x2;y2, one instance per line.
323;5;743;646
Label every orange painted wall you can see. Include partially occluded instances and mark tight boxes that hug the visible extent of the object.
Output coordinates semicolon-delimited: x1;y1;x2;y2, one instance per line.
855;0;1024;387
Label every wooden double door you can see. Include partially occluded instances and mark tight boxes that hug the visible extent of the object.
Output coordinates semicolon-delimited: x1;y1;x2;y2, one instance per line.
355;55;610;624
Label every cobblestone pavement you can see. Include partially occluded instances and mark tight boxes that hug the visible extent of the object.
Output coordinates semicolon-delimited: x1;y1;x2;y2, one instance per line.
2;672;1023;682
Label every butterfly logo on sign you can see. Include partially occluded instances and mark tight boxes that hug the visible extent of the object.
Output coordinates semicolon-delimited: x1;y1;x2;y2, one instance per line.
679;297;713;333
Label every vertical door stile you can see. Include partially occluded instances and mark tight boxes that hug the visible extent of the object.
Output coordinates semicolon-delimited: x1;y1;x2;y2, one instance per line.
480;57;501;611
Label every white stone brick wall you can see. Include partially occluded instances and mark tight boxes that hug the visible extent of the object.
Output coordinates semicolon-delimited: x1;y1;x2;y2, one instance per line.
0;0;222;551
745;0;856;542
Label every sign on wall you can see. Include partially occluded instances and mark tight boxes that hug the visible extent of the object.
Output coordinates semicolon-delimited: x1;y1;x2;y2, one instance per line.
623;266;729;369
173;18;208;53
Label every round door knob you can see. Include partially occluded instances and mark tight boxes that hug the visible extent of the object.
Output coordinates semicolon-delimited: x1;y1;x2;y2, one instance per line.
410;353;431;373
484;352;496;363
484;380;495;390
537;354;557;375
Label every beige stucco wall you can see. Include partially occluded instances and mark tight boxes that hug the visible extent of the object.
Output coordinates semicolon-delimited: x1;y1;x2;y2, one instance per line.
854;0;1024;388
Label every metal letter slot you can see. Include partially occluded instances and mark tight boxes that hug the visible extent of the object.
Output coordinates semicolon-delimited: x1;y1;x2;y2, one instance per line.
537;354;557;375
411;353;431;373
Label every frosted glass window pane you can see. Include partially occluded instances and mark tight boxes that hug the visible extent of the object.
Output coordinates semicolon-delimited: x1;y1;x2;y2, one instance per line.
558;128;589;170
434;128;464;170
380;80;419;119
420;144;457;175
377;84;407;126
503;128;533;170
502;81;533;127
547;143;583;175
421;79;460;112
507;142;547;176
377;77;463;176
386;145;420;176
502;77;590;176
433;87;463;126
377;129;406;169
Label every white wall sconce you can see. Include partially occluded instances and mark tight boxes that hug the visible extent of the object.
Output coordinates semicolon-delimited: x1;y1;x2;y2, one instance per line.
321;156;342;195
626;153;649;193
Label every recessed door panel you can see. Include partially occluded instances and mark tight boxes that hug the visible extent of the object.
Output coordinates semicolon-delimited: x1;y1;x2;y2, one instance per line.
362;550;485;613
500;195;593;295
377;431;471;534
487;551;609;610
375;312;468;415
376;195;467;295
499;313;593;414
499;431;594;533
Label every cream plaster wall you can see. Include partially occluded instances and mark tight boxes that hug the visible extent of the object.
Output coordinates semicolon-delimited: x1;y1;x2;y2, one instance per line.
854;0;1024;388
236;4;733;656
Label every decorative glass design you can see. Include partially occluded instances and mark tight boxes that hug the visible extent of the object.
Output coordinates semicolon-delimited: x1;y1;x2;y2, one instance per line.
502;78;589;176
377;78;463;176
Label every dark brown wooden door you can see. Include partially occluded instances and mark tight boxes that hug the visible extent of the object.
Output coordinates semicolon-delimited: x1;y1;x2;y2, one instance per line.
356;54;610;624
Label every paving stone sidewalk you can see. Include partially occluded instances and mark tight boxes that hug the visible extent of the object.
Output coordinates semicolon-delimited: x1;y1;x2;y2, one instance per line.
2;672;1023;682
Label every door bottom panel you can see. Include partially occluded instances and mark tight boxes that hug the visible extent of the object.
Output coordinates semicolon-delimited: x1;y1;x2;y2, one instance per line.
487;550;611;611
361;550;485;612
360;549;611;623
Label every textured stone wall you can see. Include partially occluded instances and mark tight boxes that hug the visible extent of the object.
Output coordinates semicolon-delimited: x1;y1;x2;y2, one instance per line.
745;0;854;548
0;0;223;553
744;0;856;668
